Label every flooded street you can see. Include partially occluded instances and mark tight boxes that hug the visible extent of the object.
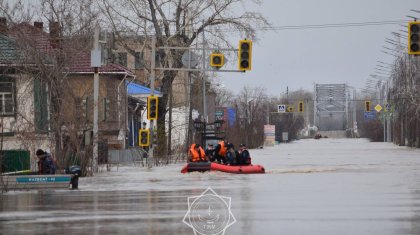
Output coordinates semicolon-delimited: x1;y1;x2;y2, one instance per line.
1;138;420;235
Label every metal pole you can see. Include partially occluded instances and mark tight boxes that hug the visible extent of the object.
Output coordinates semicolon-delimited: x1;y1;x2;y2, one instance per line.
313;84;317;128
201;28;207;147
345;85;349;129
353;88;357;137
92;26;100;173
266;101;269;124
149;36;156;165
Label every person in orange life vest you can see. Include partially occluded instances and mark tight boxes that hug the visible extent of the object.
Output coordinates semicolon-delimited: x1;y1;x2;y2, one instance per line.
188;144;208;162
213;140;228;164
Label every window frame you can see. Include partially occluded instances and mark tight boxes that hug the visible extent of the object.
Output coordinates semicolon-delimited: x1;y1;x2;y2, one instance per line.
0;77;15;116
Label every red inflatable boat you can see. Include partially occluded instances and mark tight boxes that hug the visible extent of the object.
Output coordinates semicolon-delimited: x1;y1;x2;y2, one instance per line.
181;162;265;174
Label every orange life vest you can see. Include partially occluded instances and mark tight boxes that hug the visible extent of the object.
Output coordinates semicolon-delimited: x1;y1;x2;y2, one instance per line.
217;141;227;156
189;144;206;162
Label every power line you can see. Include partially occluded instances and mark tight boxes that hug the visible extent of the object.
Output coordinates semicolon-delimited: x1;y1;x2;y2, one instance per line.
204;20;409;33
258;20;409;31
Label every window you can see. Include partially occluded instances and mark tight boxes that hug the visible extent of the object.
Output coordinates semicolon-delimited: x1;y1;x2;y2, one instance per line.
34;79;48;132
0;80;14;115
117;52;127;67
134;52;144;69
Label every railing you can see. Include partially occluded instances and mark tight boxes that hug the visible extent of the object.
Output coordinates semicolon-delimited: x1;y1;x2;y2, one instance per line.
108;148;148;166
108;147;188;167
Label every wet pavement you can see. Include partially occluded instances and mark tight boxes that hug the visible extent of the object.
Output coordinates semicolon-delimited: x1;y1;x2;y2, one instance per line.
1;138;420;234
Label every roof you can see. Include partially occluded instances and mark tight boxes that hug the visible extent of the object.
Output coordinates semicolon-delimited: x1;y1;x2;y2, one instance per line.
66;50;133;74
127;82;161;96
0;34;23;63
4;22;134;75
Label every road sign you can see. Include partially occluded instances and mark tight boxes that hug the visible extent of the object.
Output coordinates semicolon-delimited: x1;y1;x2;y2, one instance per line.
364;111;376;121
181;51;200;68
385;103;391;112
374;104;382;112
278;104;286;113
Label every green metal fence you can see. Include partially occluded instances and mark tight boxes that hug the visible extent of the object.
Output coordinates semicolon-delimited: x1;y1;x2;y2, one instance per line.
0;150;30;173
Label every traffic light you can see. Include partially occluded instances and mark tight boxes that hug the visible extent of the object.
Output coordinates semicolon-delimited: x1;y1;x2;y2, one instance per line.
210;53;224;67
238;39;252;71
298;101;304;113
287;106;294;112
139;129;150;147
408;22;420;55
365;101;371;112
147;95;158;120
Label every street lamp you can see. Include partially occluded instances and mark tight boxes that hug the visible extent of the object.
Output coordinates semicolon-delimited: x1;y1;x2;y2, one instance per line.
214;119;224;129
193;119;204;131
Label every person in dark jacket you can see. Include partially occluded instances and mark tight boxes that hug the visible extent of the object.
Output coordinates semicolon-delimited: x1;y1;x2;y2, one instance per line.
36;149;56;175
225;143;238;166
205;144;215;162
238;144;251;166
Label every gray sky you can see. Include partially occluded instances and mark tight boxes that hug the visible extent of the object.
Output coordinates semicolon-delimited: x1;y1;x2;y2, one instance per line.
219;0;419;96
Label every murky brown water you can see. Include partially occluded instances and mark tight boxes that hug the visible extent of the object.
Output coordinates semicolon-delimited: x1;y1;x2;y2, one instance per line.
1;139;420;234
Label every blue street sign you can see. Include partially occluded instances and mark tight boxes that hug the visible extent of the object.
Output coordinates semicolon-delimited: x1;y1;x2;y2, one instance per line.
364;111;376;121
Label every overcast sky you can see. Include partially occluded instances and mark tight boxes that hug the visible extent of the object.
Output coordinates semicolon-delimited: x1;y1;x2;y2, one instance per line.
218;0;419;96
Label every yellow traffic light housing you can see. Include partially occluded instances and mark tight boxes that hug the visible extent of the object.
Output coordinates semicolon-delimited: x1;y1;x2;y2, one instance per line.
238;39;252;71
147;95;158;120
365;101;371;112
210;53;224;67
287;106;294;112
408;22;420;55
298;101;304;113
139;129;150;147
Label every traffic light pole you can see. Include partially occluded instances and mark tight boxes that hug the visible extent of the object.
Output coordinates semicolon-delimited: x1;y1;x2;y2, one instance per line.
148;36;156;167
148;37;247;155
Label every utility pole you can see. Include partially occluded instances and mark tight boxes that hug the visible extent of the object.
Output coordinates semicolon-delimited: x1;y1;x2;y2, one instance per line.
91;25;100;174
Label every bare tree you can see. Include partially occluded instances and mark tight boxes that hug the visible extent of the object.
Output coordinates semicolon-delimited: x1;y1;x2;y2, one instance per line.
98;0;268;155
0;0;100;175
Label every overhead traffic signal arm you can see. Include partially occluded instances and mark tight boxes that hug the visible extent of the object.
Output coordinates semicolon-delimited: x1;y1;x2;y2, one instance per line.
147;95;158;120
408;22;420;55
238;39;252;71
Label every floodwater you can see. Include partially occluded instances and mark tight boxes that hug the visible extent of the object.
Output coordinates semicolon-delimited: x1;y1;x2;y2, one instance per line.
1;138;420;235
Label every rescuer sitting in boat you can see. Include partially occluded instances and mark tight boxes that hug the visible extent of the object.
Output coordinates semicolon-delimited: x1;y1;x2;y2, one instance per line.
188;144;208;162
205;144;215;162
238;144;252;166
226;143;238;166
213;140;228;164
